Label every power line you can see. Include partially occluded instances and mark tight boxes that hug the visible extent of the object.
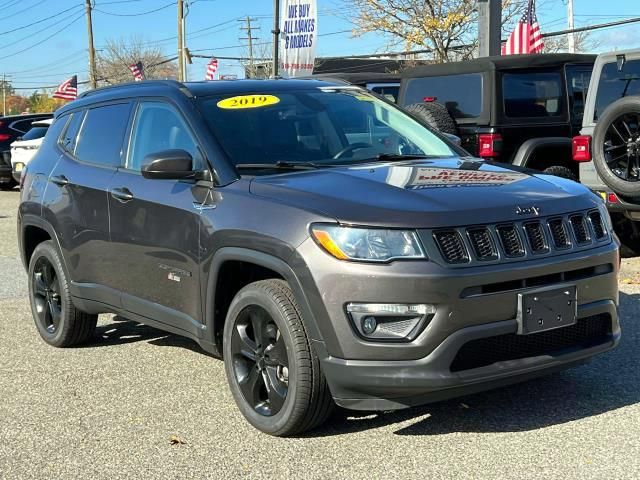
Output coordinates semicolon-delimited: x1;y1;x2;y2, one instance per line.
95;1;176;17
0;13;85;61
0;10;83;51
2;0;47;20
0;4;83;37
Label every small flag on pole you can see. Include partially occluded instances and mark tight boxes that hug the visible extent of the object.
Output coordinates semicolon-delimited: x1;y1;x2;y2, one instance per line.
502;0;544;55
52;75;78;101
205;58;218;80
129;61;144;82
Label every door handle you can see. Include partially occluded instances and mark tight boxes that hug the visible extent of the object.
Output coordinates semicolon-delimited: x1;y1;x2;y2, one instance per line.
50;175;69;187
111;187;134;203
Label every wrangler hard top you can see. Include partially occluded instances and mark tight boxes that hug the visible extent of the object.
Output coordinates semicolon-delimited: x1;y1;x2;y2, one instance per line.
398;53;596;178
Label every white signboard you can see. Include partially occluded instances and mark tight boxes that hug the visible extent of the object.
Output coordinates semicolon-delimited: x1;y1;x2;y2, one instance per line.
280;0;317;77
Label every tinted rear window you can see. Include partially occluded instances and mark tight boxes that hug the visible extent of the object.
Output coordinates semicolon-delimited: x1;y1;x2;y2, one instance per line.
502;71;564;118
74;103;131;167
594;60;640;120
60;111;85;154
402;74;483;118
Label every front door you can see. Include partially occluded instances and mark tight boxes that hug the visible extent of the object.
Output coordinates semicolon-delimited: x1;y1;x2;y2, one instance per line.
106;100;207;334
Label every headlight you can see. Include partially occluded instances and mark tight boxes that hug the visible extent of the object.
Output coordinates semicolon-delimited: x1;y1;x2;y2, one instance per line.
311;224;426;262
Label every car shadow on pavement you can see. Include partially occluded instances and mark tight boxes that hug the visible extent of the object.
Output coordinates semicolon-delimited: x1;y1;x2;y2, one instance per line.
310;291;640;437
84;315;214;356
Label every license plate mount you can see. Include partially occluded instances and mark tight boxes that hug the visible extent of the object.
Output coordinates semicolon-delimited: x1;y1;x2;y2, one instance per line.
517;285;577;335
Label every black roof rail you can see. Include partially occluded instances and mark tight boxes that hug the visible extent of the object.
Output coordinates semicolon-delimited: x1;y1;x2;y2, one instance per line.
78;79;188;99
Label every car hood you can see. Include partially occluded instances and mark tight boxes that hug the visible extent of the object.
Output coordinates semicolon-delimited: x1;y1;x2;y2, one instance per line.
249;158;601;228
10;138;42;149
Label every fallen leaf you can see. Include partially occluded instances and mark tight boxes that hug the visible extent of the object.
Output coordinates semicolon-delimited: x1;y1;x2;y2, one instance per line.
169;435;187;445
621;278;640;285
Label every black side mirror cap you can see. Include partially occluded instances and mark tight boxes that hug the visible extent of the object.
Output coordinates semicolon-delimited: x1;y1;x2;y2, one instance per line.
141;149;196;180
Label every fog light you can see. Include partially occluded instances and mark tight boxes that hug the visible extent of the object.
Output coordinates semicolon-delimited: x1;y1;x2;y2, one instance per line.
346;303;436;342
362;316;377;335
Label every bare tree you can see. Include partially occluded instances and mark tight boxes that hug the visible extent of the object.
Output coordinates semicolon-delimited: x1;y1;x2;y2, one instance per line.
96;37;178;85
241;38;275;79
543;31;600;54
350;0;530;62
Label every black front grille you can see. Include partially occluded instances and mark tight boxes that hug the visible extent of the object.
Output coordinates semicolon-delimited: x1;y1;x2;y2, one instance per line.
467;227;497;260
496;224;525;257
450;314;611;372
548;218;571;249
588;210;606;240
570;214;590;244
433;230;469;263
524;221;548;253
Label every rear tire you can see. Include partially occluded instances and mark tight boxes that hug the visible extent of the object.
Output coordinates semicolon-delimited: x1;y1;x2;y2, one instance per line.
28;241;97;347
404;102;457;135
543;165;578;181
592;96;640;197
223;279;334;436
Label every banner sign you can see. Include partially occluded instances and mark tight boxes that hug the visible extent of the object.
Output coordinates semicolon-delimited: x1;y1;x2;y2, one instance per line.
279;0;317;77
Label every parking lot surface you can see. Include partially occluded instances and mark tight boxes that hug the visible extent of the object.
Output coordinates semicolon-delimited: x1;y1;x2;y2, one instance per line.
1;189;640;479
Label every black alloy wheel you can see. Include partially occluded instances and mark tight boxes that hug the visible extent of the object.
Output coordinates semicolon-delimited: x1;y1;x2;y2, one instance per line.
27;240;98;347
223;280;334;436
230;305;289;417
31;256;63;335
602;112;640;182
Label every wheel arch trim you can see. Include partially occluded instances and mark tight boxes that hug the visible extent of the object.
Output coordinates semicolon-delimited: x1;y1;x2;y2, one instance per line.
512;137;572;167
204;247;326;347
19;214;70;279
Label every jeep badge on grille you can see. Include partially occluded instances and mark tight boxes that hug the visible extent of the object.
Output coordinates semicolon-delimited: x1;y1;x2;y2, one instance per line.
516;206;541;216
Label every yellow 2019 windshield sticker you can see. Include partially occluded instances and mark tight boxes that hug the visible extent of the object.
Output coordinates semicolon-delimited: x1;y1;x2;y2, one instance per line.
217;94;280;109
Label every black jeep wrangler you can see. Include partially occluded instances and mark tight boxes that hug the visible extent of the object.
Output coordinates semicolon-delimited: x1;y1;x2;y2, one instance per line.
398;54;595;178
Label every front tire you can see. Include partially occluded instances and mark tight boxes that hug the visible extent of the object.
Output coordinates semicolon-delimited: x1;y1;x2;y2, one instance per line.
28;241;97;347
223;279;333;436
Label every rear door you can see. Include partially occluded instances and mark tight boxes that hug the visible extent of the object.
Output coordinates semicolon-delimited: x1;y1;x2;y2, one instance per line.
106;100;205;334
43;102;133;306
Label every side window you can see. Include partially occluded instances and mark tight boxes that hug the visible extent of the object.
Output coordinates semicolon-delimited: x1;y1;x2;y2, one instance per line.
74;103;132;167
502;71;564;118
128;102;201;171
60;111;85;154
594;60;640;120
566;66;592;126
403;74;483;119
40;115;69;151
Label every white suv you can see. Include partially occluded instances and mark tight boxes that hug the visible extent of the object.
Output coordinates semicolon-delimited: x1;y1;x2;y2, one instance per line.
10;118;53;182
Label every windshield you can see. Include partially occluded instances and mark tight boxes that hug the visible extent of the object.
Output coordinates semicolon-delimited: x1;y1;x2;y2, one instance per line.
197;87;457;173
21;126;49;141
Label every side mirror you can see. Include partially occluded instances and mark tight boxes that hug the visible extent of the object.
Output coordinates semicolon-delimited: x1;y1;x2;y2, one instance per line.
141;149;195;180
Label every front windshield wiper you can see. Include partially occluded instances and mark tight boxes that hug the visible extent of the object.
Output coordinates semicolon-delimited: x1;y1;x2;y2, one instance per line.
235;161;321;171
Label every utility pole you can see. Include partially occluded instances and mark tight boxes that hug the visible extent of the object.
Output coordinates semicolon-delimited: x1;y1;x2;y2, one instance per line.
567;0;576;53
177;0;185;81
478;0;502;57
2;74;6;117
240;16;259;78
272;0;280;77
85;0;97;89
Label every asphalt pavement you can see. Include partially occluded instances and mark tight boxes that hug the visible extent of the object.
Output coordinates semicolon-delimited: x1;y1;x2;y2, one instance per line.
1;189;640;479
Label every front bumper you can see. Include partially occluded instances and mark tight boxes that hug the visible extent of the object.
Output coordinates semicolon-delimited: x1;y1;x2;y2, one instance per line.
317;300;618;410
295;237;620;410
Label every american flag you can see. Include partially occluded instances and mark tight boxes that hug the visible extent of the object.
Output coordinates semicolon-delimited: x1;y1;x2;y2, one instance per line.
502;0;544;55
129;61;144;82
205;58;218;80
52;75;78;101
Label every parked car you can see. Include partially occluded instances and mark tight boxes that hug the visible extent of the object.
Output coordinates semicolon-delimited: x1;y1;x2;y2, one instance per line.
0;113;53;189
398;54;596;178
307;72;401;102
572;48;640;256
10;118;53;183
18;79;619;436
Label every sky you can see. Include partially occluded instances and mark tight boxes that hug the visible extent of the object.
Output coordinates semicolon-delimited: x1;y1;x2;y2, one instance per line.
1;0;640;95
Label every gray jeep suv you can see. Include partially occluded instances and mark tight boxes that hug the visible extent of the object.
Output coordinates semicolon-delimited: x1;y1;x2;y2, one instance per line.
17;79;620;436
